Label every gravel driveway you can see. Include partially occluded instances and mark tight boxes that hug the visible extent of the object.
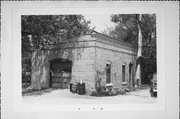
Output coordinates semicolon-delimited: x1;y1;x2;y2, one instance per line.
22;88;156;104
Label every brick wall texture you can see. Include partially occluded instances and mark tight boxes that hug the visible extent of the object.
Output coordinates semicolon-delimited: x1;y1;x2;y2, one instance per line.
71;33;137;94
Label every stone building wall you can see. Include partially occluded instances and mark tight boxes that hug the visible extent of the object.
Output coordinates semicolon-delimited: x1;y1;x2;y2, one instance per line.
95;45;136;89
94;33;137;90
31;48;73;90
71;47;95;94
31;50;50;90
71;34;136;94
71;35;96;94
30;32;136;94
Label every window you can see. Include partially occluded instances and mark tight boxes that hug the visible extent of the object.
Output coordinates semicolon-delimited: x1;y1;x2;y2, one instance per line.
122;65;126;82
106;63;111;83
129;63;133;84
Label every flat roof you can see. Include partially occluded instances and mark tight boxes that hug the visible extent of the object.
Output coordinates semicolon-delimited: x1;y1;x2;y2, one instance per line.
89;30;137;51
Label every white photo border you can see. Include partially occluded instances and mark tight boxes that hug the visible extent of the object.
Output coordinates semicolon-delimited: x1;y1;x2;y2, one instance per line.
1;1;179;119
14;4;165;112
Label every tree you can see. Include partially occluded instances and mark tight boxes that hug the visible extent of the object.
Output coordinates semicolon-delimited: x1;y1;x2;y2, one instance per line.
110;14;139;48
109;14;156;84
22;15;90;50
21;15;90;89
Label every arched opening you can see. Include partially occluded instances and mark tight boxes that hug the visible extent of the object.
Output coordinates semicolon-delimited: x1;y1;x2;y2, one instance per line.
49;58;72;89
129;63;133;87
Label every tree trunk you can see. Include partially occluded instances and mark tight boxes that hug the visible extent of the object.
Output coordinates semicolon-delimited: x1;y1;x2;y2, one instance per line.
135;14;142;87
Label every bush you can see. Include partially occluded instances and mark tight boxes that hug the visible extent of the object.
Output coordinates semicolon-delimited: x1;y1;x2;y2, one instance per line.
91;91;99;96
91;88;127;97
118;89;126;95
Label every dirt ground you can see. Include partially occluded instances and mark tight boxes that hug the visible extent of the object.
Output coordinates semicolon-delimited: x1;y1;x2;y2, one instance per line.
22;88;156;104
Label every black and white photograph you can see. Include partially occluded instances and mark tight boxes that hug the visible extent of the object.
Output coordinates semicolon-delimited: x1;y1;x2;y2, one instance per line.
21;14;157;104
1;1;179;119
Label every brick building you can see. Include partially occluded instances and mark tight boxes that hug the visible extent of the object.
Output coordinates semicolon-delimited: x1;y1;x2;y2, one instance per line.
31;31;137;95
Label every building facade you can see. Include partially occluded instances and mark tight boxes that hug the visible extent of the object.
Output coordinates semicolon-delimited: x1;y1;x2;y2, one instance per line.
31;31;137;95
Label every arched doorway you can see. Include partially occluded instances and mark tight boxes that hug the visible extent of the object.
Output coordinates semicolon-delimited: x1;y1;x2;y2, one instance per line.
49;58;72;89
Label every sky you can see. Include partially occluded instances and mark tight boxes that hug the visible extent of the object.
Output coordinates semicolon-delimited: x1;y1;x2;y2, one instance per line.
83;14;115;33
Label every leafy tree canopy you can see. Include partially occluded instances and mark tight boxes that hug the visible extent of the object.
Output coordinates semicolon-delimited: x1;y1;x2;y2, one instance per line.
21;15;90;78
22;15;90;52
106;14;156;84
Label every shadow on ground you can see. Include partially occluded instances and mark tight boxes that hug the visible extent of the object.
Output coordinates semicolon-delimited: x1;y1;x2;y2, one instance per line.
22;88;57;97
